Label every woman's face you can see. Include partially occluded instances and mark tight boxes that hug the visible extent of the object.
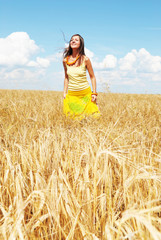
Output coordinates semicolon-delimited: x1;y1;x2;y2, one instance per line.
70;35;80;49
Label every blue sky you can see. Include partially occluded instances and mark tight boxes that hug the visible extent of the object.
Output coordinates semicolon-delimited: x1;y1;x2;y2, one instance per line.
0;0;161;93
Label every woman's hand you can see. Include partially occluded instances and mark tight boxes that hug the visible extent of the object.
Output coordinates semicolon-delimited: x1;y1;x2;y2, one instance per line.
91;94;97;102
63;93;67;99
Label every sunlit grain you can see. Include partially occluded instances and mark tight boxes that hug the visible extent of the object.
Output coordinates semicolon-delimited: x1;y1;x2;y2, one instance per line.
0;89;161;239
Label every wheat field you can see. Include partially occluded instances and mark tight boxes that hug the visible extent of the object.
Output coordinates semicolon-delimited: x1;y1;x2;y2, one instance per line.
0;89;161;240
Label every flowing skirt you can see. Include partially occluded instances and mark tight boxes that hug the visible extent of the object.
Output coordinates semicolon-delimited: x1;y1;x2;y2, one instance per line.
63;87;100;120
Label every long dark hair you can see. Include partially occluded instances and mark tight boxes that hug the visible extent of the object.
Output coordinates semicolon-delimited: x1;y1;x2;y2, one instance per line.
63;34;85;59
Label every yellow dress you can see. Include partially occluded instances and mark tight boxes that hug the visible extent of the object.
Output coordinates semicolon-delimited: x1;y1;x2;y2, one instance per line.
63;61;100;120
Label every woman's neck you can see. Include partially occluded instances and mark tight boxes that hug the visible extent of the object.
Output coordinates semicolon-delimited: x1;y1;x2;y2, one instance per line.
72;49;79;58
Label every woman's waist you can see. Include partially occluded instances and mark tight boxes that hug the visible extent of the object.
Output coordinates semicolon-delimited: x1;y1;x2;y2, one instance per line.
68;87;91;96
68;80;89;90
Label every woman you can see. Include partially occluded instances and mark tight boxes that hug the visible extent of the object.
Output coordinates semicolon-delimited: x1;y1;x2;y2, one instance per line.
63;34;100;120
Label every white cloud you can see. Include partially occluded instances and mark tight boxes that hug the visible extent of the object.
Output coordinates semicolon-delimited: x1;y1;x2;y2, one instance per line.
0;32;40;66
0;32;51;69
27;57;50;68
0;32;53;89
119;48;161;73
85;48;117;69
87;47;161;77
119;50;137;71
93;48;161;91
93;54;117;69
85;48;94;59
36;57;50;68
0;68;46;83
47;52;63;62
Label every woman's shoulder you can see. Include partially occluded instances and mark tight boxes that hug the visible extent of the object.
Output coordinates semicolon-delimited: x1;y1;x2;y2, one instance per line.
83;55;90;66
63;57;69;67
83;55;89;61
63;57;67;63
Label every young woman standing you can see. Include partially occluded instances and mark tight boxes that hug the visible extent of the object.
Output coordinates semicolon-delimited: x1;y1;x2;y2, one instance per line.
63;34;100;119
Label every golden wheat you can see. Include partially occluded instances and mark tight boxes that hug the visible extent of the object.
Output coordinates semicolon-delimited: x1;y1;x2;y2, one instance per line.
0;89;161;239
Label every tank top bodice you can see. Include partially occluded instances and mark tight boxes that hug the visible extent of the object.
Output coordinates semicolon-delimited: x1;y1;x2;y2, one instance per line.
66;62;90;91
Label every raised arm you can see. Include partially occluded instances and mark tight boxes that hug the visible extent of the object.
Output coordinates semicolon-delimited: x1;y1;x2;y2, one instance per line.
63;59;69;99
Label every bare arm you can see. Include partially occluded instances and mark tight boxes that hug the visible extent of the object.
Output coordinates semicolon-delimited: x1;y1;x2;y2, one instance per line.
85;57;97;102
63;59;69;99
